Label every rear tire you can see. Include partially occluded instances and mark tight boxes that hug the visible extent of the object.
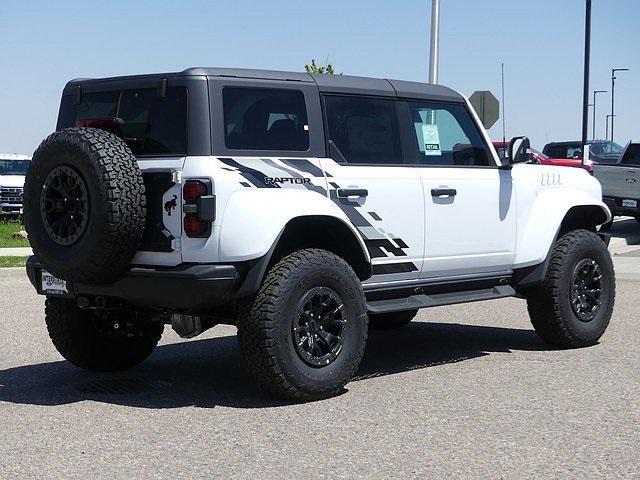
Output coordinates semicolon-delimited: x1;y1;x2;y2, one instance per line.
45;298;163;372
525;230;615;348
237;249;368;401
369;309;418;330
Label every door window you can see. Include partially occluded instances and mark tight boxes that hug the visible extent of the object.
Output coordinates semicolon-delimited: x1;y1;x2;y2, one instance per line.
408;102;491;166
223;87;309;151
324;96;403;165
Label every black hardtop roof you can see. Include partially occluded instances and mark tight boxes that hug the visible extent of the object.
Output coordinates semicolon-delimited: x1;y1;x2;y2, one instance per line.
66;67;464;103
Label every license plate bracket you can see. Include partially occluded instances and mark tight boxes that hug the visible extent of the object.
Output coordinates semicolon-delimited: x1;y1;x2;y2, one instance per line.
39;270;72;297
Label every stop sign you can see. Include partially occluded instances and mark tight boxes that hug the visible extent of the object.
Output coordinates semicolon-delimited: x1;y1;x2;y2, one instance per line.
469;91;500;129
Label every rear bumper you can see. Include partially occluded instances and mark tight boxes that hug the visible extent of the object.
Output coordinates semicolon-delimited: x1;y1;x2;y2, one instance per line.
26;256;242;310
603;196;640;217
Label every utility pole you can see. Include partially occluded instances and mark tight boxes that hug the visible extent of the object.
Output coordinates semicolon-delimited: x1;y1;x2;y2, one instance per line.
592;90;606;140
428;0;440;84
610;68;629;142
580;0;591;164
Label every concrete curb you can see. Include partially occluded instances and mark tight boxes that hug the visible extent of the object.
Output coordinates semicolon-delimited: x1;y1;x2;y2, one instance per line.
0;247;32;257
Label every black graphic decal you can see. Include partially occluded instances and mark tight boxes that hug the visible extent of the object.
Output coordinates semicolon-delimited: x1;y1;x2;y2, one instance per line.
365;239;408;257
369;211;382;221
262;159;327;196
218;158;279;188
281;159;325;177
372;262;419;275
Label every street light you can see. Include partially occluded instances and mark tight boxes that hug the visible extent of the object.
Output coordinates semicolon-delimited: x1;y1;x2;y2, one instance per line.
610;67;629;142
592;90;607;140
605;114;614;141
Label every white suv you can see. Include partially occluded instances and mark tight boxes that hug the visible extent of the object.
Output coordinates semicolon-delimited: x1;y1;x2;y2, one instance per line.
23;68;615;401
0;154;31;216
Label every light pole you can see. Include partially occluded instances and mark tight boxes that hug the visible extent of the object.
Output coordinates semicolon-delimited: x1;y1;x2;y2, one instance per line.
592;90;606;140
580;0;591;160
605;114;614;141
428;0;441;85
610;67;629;142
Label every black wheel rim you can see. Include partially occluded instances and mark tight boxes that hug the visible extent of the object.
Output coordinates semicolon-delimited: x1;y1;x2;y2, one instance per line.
292;286;346;368
40;166;89;246
570;258;603;322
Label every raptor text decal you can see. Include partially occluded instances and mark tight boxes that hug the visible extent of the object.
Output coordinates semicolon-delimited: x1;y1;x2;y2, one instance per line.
264;177;312;185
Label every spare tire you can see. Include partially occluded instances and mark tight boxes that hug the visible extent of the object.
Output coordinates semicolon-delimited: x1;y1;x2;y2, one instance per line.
23;128;146;284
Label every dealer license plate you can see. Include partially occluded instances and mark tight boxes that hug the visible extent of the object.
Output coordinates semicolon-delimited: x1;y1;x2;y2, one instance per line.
41;271;68;295
622;199;637;208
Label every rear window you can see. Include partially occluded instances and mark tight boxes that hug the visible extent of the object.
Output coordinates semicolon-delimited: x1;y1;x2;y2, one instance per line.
57;87;188;156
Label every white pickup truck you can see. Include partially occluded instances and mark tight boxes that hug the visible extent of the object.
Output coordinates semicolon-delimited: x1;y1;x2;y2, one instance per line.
0;154;31;216
594;141;640;222
22;68;615;401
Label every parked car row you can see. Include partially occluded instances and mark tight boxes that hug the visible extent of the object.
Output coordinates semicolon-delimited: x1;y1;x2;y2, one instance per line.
0;154;31;216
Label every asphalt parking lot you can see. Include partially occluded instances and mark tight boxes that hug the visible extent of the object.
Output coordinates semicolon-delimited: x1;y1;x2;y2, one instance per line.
1;248;639;479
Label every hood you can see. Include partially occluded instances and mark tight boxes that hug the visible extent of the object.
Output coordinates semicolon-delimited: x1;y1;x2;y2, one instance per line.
0;175;26;188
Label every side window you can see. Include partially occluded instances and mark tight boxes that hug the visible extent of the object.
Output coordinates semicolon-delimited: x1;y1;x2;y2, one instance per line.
324;96;403;165
545;145;565;158
408;101;491;166
223;87;309;151
621;144;640;166
566;145;582;159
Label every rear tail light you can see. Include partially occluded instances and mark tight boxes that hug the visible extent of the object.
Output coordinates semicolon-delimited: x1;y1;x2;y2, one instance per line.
183;180;208;203
183;180;215;238
184;214;208;237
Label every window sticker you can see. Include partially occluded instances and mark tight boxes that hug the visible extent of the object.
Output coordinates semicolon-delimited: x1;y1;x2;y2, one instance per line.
422;124;441;156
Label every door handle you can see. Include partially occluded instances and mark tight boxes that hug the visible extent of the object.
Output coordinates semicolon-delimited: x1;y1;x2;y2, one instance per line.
431;188;457;198
337;188;368;198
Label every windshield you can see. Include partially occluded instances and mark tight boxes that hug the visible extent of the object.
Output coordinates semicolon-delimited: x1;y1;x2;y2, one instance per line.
0;159;30;175
589;141;623;156
529;148;549;160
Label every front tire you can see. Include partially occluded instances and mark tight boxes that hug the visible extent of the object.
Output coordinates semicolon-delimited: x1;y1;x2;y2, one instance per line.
525;230;615;348
237;249;368;401
45;298;163;371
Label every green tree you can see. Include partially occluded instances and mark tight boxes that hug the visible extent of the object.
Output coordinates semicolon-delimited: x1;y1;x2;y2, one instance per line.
305;58;340;75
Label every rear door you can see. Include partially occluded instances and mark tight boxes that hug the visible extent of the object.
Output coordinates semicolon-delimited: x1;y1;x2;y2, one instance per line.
321;95;425;283
401;99;516;278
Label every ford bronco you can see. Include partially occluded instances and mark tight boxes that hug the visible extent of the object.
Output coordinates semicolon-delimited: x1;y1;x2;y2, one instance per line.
23;68;615;401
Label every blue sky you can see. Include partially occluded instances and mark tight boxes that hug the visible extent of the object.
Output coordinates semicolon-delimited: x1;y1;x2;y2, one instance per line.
1;0;638;154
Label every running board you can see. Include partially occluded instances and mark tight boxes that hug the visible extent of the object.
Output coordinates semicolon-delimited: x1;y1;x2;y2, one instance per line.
366;285;516;314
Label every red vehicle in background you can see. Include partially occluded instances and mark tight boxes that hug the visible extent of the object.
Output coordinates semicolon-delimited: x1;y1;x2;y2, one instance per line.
492;142;593;173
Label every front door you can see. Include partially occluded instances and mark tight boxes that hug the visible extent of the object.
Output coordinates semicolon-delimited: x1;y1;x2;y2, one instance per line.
321;95;425;284
403;99;516;279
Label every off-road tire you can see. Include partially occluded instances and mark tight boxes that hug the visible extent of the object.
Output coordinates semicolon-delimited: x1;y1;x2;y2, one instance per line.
237;249;368;401
369;309;418;330
24;128;146;284
45;298;163;372
525;229;615;348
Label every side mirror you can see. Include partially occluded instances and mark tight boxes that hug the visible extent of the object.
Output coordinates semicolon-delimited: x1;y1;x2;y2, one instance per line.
508;136;531;164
